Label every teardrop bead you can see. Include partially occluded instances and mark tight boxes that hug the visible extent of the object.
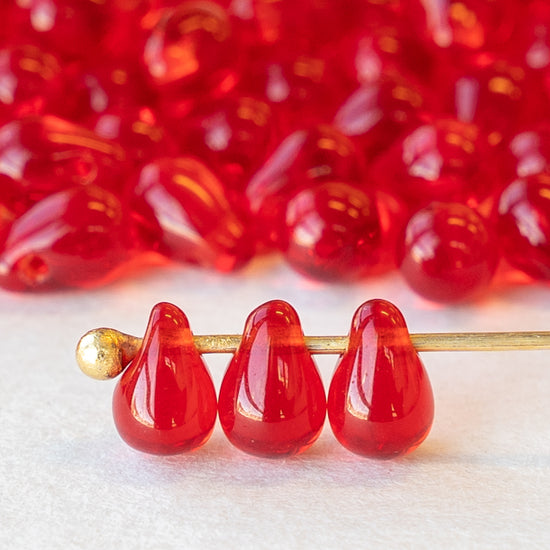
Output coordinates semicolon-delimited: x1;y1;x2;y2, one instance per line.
112;302;217;455
218;300;326;458
0;185;131;291
328;299;434;459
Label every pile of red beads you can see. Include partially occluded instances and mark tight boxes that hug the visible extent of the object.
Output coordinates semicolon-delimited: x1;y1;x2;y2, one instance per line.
2;0;550;301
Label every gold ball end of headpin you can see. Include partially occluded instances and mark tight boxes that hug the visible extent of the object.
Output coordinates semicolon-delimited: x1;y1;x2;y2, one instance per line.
76;328;141;380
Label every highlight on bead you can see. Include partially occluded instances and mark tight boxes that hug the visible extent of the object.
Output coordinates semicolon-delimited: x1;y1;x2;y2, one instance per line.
3;2;550;300
76;299;550;459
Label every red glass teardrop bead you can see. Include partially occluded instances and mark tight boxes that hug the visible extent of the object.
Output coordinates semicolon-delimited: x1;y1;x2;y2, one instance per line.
0;45;64;122
142;2;239;98
436;57;550;143
280;181;385;281
0;116;126;201
98;0;151;65
0;185;131;291
332;0;438;88
245;124;365;246
414;0;521;53
63;61;155;123
92;106;172;166
508;0;550;72
128;157;254;271
328;299;434;459
218;300;326;457
398;202;498;302
251;0;361;51
505;123;550;179
8;0;107;62
238;46;349;134
497;173;550;280
167;95;277;192
113;302;217;455
369;118;498;209
334;72;434;158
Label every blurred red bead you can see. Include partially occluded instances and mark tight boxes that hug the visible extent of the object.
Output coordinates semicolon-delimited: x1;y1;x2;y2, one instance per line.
497;173;550;280
0;185;131;291
334;71;434;159
414;0;522;53
0;116;126;202
505;123;550;180
369;117;498;209
507;0;550;71
281;182;386;281
218;299;326;457
8;0;106;62
437;57;550;143
398;202;498;302
167;95;277;191
99;0;151;64
335;1;436;86
0;45;65;122
142;2;239;103
251;0;363;51
239;45;349;134
61;60;156;123
92;106;172;166
246;124;365;246
113;302;217;455
328;299;434;459
129;157;254;271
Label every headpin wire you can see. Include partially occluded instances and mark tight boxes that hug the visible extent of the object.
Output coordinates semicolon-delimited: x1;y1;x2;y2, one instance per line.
76;328;550;380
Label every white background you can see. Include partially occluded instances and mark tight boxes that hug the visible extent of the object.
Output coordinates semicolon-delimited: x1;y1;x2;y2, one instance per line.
2;259;550;548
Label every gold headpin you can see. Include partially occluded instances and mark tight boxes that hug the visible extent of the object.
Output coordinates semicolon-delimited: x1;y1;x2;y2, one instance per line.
76;327;550;380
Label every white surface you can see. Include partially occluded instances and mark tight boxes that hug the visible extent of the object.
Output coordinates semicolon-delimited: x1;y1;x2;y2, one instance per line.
2;259;550;549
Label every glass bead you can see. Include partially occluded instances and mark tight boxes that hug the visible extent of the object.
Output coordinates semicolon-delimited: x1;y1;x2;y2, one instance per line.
238;45;349;135
245;124;365;246
414;0;522;53
369;117;498;209
251;0;363;51
398;202;498;302
128;156;254;271
142;2;239;96
0;116;126;202
335;2;437;87
166;95;277;192
113;302;217;455
505;123;550;180
98;0;151;65
0;45;65;123
62;61;156;123
507;0;550;71
497;173;550;280
334;71;435;159
8;0;107;62
0;185;131;291
91;106;172;167
218;300;326;457
328;299;434;459
436;57;550;144
280;182;385;281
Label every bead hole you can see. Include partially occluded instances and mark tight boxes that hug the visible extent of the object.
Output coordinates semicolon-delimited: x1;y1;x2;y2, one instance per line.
16;254;50;287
